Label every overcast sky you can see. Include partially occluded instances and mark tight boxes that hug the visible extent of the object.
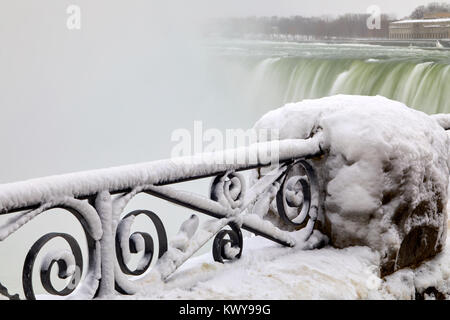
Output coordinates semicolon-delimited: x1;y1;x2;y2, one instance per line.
196;0;445;19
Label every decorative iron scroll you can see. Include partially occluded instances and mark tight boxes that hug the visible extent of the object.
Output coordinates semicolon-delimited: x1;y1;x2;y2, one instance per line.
276;160;319;228
212;222;243;263
115;210;168;276
0;140;324;300
23;233;83;300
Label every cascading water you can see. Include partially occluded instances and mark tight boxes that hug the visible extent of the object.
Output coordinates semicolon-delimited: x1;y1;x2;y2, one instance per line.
249;57;450;114
208;40;450;114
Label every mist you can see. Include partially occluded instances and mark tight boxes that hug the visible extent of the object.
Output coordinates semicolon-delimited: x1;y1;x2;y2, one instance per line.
1;1;217;183
0;0;265;296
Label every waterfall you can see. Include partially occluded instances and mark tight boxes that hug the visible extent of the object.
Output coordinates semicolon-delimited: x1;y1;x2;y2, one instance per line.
243;56;450;114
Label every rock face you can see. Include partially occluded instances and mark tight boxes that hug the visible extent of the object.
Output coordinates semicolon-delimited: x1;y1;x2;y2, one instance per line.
254;95;450;276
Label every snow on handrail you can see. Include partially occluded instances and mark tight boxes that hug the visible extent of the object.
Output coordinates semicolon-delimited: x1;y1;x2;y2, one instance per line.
0;135;324;214
0;134;325;300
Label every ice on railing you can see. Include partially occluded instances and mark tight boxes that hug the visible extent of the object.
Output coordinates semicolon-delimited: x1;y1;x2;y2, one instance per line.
170;214;200;252
0;136;324;213
0;196;103;241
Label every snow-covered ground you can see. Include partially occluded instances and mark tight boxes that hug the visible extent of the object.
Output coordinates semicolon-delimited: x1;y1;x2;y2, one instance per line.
125;217;450;300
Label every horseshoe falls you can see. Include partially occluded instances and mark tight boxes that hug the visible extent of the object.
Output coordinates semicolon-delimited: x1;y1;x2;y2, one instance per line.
250;58;450;114
207;40;450;115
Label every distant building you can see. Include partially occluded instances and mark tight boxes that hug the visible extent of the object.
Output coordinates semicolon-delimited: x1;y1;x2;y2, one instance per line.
389;13;450;39
424;12;450;19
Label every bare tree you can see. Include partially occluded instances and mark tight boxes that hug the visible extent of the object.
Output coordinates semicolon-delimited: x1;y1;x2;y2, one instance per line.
206;13;395;39
409;2;450;19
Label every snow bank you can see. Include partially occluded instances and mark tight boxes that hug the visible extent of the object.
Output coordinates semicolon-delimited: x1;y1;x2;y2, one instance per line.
127;231;450;300
132;234;382;300
254;95;450;275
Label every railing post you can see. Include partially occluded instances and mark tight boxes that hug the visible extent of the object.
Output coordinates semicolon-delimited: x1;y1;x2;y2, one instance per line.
95;190;115;298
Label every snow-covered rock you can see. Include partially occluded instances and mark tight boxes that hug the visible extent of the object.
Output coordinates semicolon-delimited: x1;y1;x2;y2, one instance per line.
253;95;450;276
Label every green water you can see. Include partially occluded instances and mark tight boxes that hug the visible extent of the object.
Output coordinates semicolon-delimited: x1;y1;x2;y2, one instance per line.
208;40;450;114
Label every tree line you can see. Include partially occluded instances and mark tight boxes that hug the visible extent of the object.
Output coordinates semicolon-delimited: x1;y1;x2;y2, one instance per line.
207;14;394;39
410;2;450;18
205;2;450;40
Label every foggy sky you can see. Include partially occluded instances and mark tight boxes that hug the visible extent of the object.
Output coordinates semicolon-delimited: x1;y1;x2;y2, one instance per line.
198;0;444;19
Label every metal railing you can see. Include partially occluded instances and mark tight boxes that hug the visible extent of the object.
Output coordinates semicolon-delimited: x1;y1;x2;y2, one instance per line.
0;135;325;300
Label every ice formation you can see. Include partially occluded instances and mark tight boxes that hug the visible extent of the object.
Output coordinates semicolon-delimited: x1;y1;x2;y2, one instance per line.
170;214;200;252
254;95;450;276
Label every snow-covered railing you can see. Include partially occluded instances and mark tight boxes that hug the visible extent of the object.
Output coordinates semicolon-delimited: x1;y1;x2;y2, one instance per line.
0;135;324;300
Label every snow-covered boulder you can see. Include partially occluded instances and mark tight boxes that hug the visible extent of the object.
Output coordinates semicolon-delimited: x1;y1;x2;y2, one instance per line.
254;95;450;276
